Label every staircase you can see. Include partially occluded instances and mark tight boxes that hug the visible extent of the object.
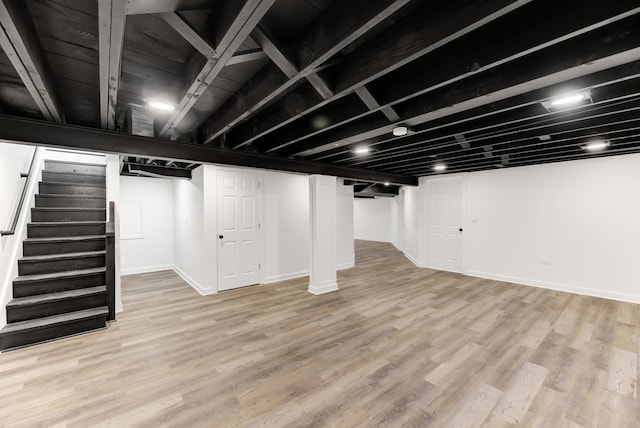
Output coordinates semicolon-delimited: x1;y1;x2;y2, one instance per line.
0;160;110;351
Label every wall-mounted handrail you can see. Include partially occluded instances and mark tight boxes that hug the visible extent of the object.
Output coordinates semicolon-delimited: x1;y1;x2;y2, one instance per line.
105;201;116;321
1;148;38;237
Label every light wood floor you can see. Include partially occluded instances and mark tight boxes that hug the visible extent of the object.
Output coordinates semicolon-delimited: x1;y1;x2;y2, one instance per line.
1;240;639;427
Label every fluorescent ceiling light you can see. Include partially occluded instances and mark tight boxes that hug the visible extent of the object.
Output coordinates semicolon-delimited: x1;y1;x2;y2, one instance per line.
353;147;371;155
433;163;447;172
582;141;610;152
148;101;176;111
551;93;587;106
392;125;408;137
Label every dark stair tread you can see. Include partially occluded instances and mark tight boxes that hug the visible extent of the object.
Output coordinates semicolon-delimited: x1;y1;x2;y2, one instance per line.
32;207;106;212
43;171;106;177
37;194;105;199
7;286;106;307
40;181;106;188
20;250;106;262
29;221;106;225
24;235;105;243
15;267;106;283
45;160;106;167
0;307;108;334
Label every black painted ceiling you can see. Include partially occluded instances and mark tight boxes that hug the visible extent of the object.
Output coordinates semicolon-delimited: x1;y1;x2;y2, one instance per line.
1;0;639;185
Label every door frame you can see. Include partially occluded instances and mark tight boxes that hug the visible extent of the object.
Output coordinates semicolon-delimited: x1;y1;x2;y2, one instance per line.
426;175;467;274
215;167;265;291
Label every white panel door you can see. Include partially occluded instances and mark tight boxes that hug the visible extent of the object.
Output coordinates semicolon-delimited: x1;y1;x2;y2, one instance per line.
217;170;260;291
430;177;463;273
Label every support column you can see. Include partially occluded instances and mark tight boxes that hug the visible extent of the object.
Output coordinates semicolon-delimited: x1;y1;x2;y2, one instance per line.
308;175;338;295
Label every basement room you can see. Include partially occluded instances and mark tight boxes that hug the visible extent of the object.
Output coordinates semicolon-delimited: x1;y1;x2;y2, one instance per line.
1;0;639;426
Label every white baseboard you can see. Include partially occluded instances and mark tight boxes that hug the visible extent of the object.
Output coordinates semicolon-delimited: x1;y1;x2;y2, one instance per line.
263;270;309;284
308;280;339;295
391;241;402;252
404;252;427;268
466;269;640;304
337;261;355;271
121;265;174;276
173;265;216;296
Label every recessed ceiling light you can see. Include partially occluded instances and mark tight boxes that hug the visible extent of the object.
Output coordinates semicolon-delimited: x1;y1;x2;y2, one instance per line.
581;141;610;152
392;125;408;137
551;93;587;106
384;182;390;186
148;100;176;111
353;147;371;155
433;163;447;172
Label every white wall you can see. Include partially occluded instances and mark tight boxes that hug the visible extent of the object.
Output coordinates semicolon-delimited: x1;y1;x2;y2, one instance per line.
336;179;355;270
390;195;402;250
0;143;41;329
402;185;424;266
459;154;640;303
173;166;354;294
354;197;392;243
262;171;310;283
119;176;174;275
173;166;211;293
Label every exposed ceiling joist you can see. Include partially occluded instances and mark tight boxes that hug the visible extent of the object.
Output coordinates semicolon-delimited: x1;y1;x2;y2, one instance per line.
259;2;640;156
158;0;276;137
158;11;216;59
124;161;193;178
0;0;63;122
98;0;126;130
226;49;268;66
315;63;640;163
199;0;414;145
205;0;532;148
278;16;640;158
0;115;417;186
354;86;400;122
251;26;333;100
125;0;213;15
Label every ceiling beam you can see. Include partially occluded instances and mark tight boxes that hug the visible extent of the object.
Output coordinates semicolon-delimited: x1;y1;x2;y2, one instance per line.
226;49;268;66
0;115;417;186
125;0;214;15
277;15;640;158
98;0;126;130
354;86;400;122
199;0;415;144
251;25;333;100
255;1;640;155
124;161;193;179
158;0;276;137
0;0;63;122
202;0;533;148
158;12;216;59
312;62;640;163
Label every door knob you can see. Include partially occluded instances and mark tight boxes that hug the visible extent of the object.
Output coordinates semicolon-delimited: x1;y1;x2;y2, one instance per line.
218;235;224;239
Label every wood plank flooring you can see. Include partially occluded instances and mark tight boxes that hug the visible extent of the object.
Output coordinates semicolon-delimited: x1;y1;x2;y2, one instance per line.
1;240;639;427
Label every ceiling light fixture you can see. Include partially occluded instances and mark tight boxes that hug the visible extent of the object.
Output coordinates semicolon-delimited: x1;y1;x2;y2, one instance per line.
384;182;390;186
392;125;409;137
581;140;610;152
542;90;591;111
148;100;176;111
433;163;447;172
353;147;371;155
551;93;587;106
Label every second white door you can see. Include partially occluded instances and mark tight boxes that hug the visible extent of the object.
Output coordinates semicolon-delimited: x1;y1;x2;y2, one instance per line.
217;170;260;291
429;177;464;273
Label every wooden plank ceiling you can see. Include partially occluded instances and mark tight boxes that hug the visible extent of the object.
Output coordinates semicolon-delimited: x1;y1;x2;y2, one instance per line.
0;0;639;188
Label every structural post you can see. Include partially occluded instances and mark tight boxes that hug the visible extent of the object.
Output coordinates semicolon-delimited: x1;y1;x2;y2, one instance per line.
308;175;338;295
